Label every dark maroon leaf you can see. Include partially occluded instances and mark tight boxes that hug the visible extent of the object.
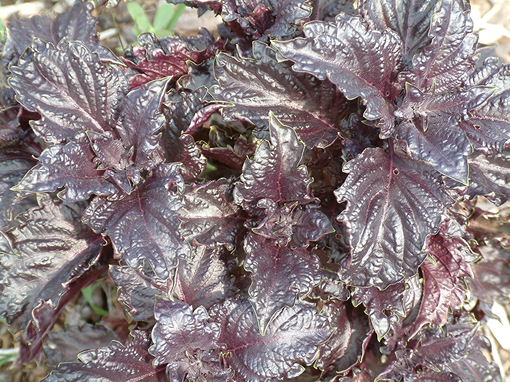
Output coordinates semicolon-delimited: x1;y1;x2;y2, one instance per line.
465;151;510;206
201;134;255;171
110;262;173;321
359;0;440;64
162;88;221;160
310;0;356;21
211;43;347;148
315;301;371;374
469;242;510;305
0;86;20;141
409;234;471;337
234;114;312;208
123;30;221;88
461;65;510;154
13;133;116;201
351;282;406;340
381;321;501;382
0;194;103;332
45;324;119;368
273;14;401;138
210;299;332;381
174;246;233;309
178;179;243;249
177;134;207;180
251;199;296;245
0;148;36;228
3;1;116;68
292;204;334;247
9;39;128;143
42;330;168;382
244;232;321;333
114;79;168;169
149;299;221;380
82;164;190;280
395;115;472;183
401;0;478;94
334;147;453;288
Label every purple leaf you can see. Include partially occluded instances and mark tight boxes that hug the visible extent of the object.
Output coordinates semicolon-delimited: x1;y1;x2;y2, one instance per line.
42;330;168;382
359;0;440;62
292;204;334;247
409;234;472;338
0;194;103;332
334;147;453;288
9;39;128;144
0;148;36;228
244;232;322;333
177;134;207;180
123;30;221;88
3;1;117;67
210;299;332;381
315;301;371;374
13;133;117;201
469;242;510;305
310;0;356;21
251;199;296;245
174;246;233;309
149;299;221;381
201;134;255;171
0;86;20;141
82;164;190;280
465;149;510;207
110;262;173;321
179;179;243;249
211;44;347;148
395;115;472;183
45;324;119;368
351;282;406;340
461;65;510;154
234;114;312;208
401;0;477;93
114;79;168;169
273;14;402;138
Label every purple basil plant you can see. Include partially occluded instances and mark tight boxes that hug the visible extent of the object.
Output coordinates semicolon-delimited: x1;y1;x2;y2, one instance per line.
0;0;509;380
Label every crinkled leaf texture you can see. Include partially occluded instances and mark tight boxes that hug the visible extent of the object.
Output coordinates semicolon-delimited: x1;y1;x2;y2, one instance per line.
13;133;116;201
0;148;36;228
315;301;371;375
82;164;190;280
273;14;401;138
42;330;167;382
109;262;173;322
401;0;478;94
234;113;312;209
113;78;168;169
44;324;119;368
0;194;103;332
359;0;440;64
409;234;472;337
150;299;222;381
334;147;453;288
9;39;128;144
351;282;406;340
2;0;116;69
179;179;244;249
210;299;332;381
466;151;510;206
211;44;347;148
123;30;220;88
174;246;233;309
244;232;322;334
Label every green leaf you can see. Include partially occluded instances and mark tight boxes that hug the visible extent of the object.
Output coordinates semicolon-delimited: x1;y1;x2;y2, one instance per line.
153;3;176;31
126;2;154;34
81;282;109;316
166;4;186;33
